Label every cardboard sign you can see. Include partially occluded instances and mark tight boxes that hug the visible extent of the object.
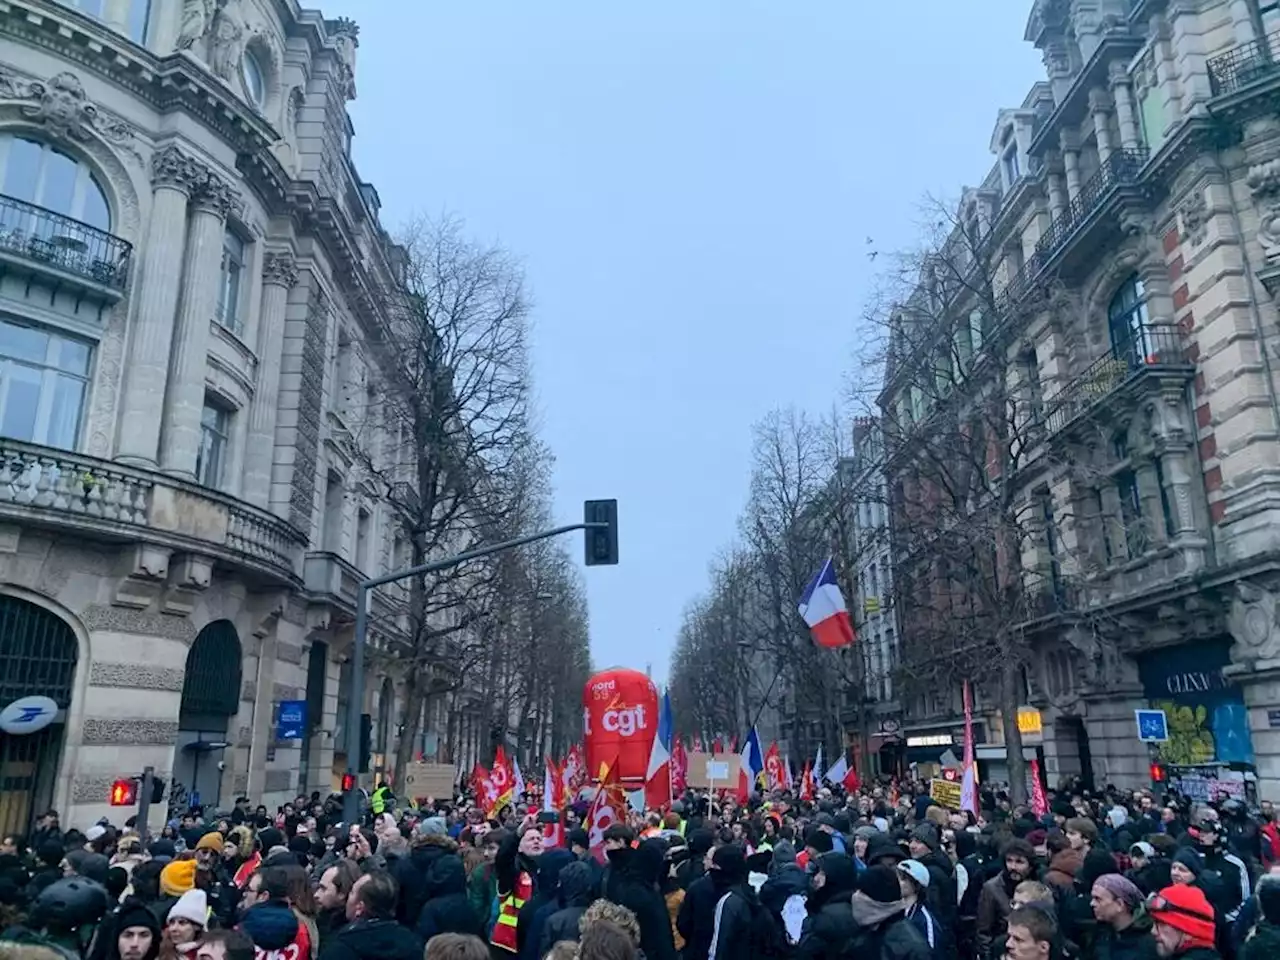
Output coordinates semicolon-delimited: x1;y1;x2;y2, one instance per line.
685;752;741;789
930;777;962;810
403;762;455;800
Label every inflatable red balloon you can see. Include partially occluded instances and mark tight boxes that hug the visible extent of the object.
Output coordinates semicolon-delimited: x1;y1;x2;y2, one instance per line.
583;668;659;785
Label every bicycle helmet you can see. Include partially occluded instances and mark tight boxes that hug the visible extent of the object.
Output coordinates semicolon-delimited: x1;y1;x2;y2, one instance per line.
32;877;108;932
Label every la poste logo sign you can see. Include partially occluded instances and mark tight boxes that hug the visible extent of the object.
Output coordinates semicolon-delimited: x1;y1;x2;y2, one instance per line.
0;695;59;735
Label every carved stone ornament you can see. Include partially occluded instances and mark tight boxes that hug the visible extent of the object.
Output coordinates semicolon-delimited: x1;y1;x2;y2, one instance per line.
1258;203;1280;262
151;145;206;194
262;252;299;288
177;0;218;52
210;3;247;83
0;68;140;158
1228;580;1280;664
1248;158;1280;199
1180;190;1209;246
192;172;238;220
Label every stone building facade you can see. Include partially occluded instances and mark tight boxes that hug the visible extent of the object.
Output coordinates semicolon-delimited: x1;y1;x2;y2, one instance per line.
881;0;1280;801
0;0;468;834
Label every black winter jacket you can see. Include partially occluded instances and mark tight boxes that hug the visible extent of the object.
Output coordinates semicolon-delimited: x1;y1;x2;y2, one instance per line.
676;873;718;960
538;861;596;956
317;918;422;960
392;835;457;927
415;854;482;943
606;842;677;960
846;914;932;960
796;853;859;960
1093;908;1159;960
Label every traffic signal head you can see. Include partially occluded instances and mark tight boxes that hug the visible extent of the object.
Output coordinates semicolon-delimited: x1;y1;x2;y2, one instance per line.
583;499;618;566
109;779;137;806
341;773;356;792
1150;763;1166;783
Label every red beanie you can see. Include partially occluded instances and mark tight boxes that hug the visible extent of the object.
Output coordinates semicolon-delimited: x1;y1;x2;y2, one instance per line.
1149;884;1216;948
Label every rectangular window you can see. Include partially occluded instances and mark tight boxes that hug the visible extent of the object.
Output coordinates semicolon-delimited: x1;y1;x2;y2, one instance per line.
1153;457;1177;540
1021;350;1044;422
55;0;150;43
0;317;90;450
1117;468;1146;556
1139;89;1166;151
1002;144;1020;186
1094;488;1113;562
356;507;371;571
216;231;245;334
195;401;229;488
323;472;344;552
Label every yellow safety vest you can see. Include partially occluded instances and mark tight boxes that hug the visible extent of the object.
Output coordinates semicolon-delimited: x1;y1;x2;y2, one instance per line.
371;786;389;815
490;871;532;953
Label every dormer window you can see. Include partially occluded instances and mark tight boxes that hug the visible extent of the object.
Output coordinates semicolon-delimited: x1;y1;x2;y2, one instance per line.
1001;130;1020;189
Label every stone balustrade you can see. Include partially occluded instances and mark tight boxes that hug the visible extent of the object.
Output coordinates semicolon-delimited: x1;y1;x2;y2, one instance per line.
0;438;305;582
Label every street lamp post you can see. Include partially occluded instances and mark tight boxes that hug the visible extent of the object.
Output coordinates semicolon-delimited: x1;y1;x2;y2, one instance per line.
341;511;615;825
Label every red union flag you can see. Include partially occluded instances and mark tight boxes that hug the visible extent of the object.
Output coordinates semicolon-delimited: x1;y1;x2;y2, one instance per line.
586;756;625;863
471;764;500;817
670;739;688;795
562;744;587;796
490;747;515;813
799;762;815;802
764;742;785;792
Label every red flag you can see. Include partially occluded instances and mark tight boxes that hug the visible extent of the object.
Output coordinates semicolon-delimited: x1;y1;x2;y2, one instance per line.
712;737;722;754
543;758;565;846
843;765;860;793
490;747;515;813
586;757;626;862
671;739;688;795
1030;758;1048;817
471;764;499;817
728;735;738;754
799;762;815;802
764;742;785;792
562;744;587;796
692;736;703;753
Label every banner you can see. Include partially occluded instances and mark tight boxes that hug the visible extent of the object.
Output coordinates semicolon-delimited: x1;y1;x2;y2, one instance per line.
491;747;514;813
671;739;688;794
1029;758;1047;817
562;744;588;796
403;762;454;801
684;751;741;790
930;777;962;810
764;742;785;791
799;762;814;802
586;757;626;862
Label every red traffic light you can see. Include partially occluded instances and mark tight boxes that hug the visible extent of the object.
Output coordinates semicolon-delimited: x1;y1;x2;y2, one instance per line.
1150;763;1166;783
341;773;356;792
109;779;137;806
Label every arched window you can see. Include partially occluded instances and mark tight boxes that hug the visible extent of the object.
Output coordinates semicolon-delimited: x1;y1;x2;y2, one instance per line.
0;136;110;231
1107;275;1153;368
242;48;266;109
179;620;242;727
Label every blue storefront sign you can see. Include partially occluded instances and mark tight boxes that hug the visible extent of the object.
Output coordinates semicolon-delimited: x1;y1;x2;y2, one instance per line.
277;700;307;741
1137;640;1254;766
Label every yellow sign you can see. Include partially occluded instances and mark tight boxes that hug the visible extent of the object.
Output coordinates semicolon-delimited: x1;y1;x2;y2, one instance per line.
864;597;881;615
1017;707;1043;736
930;778;962;810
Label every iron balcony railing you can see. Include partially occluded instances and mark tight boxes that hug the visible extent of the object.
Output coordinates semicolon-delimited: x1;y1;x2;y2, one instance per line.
1208;29;1280;97
1035;148;1149;264
1044;321;1185;433
0;193;132;291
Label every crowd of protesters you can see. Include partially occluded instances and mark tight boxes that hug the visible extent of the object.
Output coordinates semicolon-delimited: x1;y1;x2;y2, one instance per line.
0;776;1277;960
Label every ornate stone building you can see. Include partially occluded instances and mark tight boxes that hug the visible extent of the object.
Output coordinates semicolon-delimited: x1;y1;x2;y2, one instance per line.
882;0;1280;801
0;0;457;833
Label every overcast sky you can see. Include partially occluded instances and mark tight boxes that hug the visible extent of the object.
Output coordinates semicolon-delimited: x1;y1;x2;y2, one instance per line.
326;1;1045;681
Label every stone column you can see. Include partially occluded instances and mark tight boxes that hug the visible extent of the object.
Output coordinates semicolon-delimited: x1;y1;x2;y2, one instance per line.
159;172;237;478
1089;90;1115;166
242;253;298;508
1152;17;1183;132
116;147;198;467
1061;132;1083;201
1109;64;1142;150
1045;153;1068;221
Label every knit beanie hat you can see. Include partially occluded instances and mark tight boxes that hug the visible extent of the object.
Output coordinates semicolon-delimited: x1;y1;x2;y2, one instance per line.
1149;884;1216;948
859;864;903;904
166;889;208;930
1092;873;1143;911
712;844;747;883
257;827;283;852
146;838;176;863
115;899;161;939
911;822;940;853
159;858;197;897
804;829;833;854
1172;847;1203;878
194;831;224;853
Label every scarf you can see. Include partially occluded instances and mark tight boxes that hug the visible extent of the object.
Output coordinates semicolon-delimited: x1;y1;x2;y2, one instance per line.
850;891;908;927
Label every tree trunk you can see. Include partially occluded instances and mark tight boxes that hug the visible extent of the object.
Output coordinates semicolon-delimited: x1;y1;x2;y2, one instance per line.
394;673;427;786
1002;656;1027;807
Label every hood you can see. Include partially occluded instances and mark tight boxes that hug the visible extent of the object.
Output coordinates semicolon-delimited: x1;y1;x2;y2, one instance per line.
536;849;576;890
410;838;455;872
557;861;595;907
863;833;904;864
817;852;858;897
411;833;457;854
919;849;954;878
758;864;808;911
1048;848;1084;876
331;918;422;960
238;901;299;951
605;843;663;887
425;854;467;897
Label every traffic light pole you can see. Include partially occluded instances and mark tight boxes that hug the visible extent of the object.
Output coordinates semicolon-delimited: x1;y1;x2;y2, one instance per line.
136;765;154;839
341;520;607;825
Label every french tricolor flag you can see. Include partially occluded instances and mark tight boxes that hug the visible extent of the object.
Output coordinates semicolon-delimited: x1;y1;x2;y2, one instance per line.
798;558;855;648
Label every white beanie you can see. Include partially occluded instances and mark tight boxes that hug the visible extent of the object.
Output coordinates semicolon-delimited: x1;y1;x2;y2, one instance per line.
85;825;107;843
167;889;208;930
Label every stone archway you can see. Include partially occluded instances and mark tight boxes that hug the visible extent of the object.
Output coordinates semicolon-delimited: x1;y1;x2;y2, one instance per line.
0;595;78;836
174;620;242;812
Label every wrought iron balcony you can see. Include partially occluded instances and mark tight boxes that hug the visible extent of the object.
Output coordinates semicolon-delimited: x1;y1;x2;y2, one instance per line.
1035;148;1149;264
0;194;131;293
0;438;304;581
1208;30;1280;97
1043;322;1187;434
